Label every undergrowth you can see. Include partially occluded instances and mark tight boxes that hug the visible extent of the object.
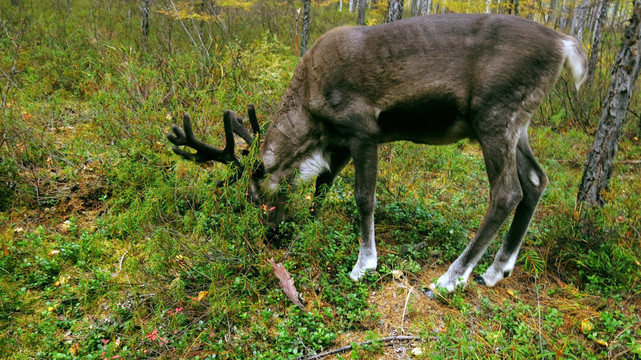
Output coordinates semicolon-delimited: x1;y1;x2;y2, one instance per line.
1;1;640;359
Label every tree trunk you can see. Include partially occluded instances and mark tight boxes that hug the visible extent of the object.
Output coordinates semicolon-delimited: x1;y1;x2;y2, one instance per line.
387;0;404;22
358;0;367;25
410;0;418;15
349;0;355;12
421;0;432;14
141;0;150;39
547;0;557;25
571;0;590;41
506;0;519;15
586;0;610;84
559;0;570;30
300;0;311;56
577;0;641;207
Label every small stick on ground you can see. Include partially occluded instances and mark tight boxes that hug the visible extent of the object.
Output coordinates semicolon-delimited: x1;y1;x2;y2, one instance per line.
300;335;420;360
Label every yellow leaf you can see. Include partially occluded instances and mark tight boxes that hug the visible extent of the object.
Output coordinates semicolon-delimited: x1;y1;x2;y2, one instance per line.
197;290;209;301
593;339;608;346
70;343;80;356
580;318;594;333
55;276;69;286
581;319;594;334
49;249;60;256
506;289;517;298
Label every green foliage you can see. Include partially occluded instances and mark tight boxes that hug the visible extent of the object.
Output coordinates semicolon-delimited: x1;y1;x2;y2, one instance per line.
1;1;640;359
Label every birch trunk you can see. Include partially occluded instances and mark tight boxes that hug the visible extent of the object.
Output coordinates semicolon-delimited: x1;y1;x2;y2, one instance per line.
358;0;367;25
421;0;432;14
572;0;590;41
301;0;311;55
586;0;610;84
141;0;150;39
577;0;641;207
387;0;404;22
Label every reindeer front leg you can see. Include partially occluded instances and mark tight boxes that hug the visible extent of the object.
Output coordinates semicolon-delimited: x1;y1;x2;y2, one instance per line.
312;148;352;214
349;140;379;281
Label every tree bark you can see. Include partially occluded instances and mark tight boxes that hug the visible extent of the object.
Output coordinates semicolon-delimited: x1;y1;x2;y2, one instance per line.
559;0;570;30
586;0;610;84
358;0;367;25
577;0;641;207
421;0;432;15
387;0;404;22
546;0;557;25
301;0;311;56
571;0;590;41
141;0;150;39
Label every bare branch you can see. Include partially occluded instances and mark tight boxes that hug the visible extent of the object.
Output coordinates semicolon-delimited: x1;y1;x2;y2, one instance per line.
300;335;420;359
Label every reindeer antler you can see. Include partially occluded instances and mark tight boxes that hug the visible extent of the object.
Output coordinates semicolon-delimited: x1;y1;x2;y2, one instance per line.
167;104;261;184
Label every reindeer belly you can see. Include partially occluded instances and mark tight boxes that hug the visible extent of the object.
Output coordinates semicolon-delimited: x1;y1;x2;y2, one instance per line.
377;98;474;145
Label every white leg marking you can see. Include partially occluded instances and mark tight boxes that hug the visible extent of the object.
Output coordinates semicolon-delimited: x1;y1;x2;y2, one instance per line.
349;221;377;281
349;248;378;281
529;170;540;187
429;260;474;293
481;249;520;287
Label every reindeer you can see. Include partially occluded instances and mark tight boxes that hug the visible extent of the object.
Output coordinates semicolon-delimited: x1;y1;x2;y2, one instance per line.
167;14;587;295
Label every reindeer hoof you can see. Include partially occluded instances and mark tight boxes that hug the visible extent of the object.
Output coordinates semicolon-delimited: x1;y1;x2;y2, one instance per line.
424;286;438;299
474;274;487;286
349;261;377;281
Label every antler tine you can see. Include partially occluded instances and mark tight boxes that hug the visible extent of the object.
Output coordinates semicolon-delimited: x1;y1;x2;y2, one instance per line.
229;104;261;147
231;116;254;146
166;112;239;165
247;104;260;138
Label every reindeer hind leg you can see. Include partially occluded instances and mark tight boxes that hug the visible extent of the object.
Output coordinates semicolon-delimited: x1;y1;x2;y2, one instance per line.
478;132;548;286
429;110;524;294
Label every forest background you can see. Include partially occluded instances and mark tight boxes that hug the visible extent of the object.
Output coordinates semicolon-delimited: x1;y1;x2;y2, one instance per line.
1;0;640;359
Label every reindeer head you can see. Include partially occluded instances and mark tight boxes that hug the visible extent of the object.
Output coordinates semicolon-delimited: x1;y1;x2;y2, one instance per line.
166;104;290;228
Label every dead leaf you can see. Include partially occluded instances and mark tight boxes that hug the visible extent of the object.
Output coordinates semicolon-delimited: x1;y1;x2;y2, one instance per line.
580;318;594;333
268;259;304;310
391;269;403;279
593;339;608;346
70;342;80;356
54;276;69;286
197;290;209;301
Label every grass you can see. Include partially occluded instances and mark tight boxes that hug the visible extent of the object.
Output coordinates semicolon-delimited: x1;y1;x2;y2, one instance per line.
1;1;640;359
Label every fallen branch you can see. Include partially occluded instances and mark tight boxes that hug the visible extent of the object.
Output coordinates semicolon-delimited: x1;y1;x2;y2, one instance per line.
547;159;641;165
300;335;420;360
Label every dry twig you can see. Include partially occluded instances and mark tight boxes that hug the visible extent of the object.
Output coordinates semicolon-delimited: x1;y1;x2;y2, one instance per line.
300;335;420;359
